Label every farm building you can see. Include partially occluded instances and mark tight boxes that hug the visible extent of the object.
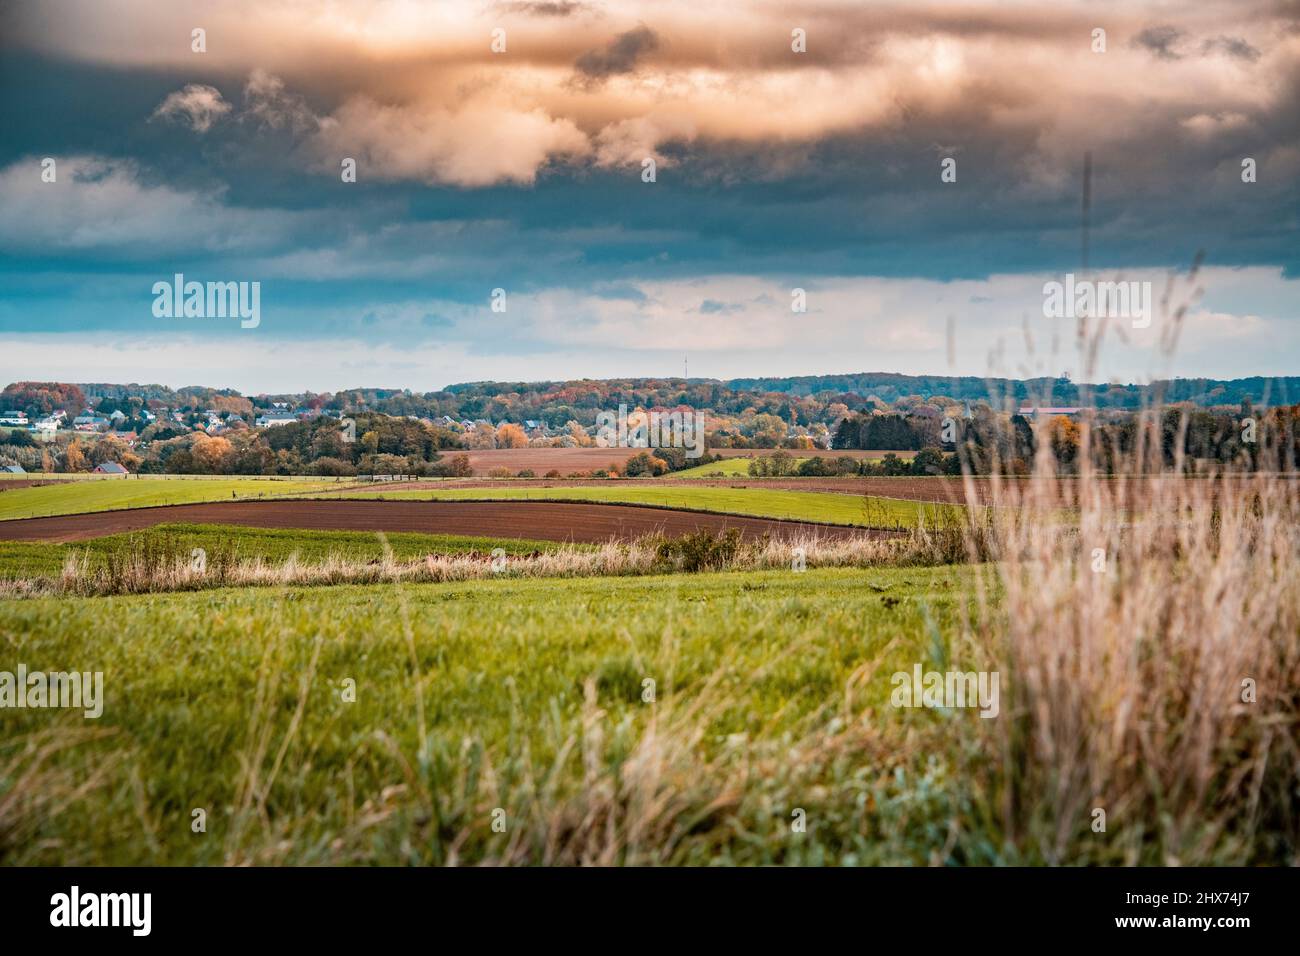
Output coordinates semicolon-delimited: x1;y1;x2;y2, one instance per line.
255;413;298;428
1017;407;1083;418
92;461;129;476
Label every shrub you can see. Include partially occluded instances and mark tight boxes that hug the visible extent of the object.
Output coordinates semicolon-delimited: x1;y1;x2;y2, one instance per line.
653;529;743;573
430;454;472;478
624;451;668;477
909;447;945;476
797;456;834;477
748;451;797;477
309;456;357;477
880;453;909;476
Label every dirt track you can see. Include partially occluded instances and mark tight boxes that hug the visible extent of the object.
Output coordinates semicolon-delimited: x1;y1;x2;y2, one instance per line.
0;499;879;544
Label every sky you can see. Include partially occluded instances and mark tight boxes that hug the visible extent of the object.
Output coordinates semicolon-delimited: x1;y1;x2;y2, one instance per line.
0;0;1297;393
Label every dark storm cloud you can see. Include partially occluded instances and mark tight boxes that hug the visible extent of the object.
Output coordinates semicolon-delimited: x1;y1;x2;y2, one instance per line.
1201;35;1263;61
574;25;660;80
1133;25;1187;60
499;1;588;16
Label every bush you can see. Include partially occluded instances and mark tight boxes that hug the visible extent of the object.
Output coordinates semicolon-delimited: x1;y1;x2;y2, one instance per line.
909;447;945;476
880;453;909;476
517;469;536;478
309;456;357;477
624;451;668;477
748;450;796;477
653;529;743;572
544;469;561;478
797;456;834;477
430;454;473;478
487;466;513;479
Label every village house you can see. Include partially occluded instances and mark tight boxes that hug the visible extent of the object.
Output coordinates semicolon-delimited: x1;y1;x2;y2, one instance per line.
73;414;110;432
255;412;297;428
1017;406;1083;418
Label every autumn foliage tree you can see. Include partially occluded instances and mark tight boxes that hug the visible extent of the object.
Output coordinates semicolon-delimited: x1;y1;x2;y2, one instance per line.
1;382;87;416
1048;415;1081;468
62;441;86;473
495;423;528;448
191;435;233;473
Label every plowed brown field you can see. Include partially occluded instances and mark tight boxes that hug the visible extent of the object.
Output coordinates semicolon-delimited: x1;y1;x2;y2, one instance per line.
0;499;883;544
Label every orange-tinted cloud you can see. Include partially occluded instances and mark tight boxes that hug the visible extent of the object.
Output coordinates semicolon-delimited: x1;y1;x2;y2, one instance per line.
13;0;1300;186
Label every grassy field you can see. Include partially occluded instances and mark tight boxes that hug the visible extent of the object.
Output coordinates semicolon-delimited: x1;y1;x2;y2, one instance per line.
670;456;918;479
1;469;1292;868
0;477;350;520
322;485;932;527
0;523;569;579
670;458;778;478
0;565;980;865
0;473;335;482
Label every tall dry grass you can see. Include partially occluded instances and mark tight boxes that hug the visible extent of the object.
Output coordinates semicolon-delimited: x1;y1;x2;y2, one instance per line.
0;527;958;599
944;418;1300;863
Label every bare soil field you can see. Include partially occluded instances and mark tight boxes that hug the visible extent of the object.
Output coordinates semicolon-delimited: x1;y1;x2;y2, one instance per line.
451;448;642;474
0;499;879;544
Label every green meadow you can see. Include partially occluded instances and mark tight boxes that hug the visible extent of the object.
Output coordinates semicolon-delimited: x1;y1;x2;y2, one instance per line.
669;457;775;478
0;565;986;866
0;477;348;521
0;524;569;579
